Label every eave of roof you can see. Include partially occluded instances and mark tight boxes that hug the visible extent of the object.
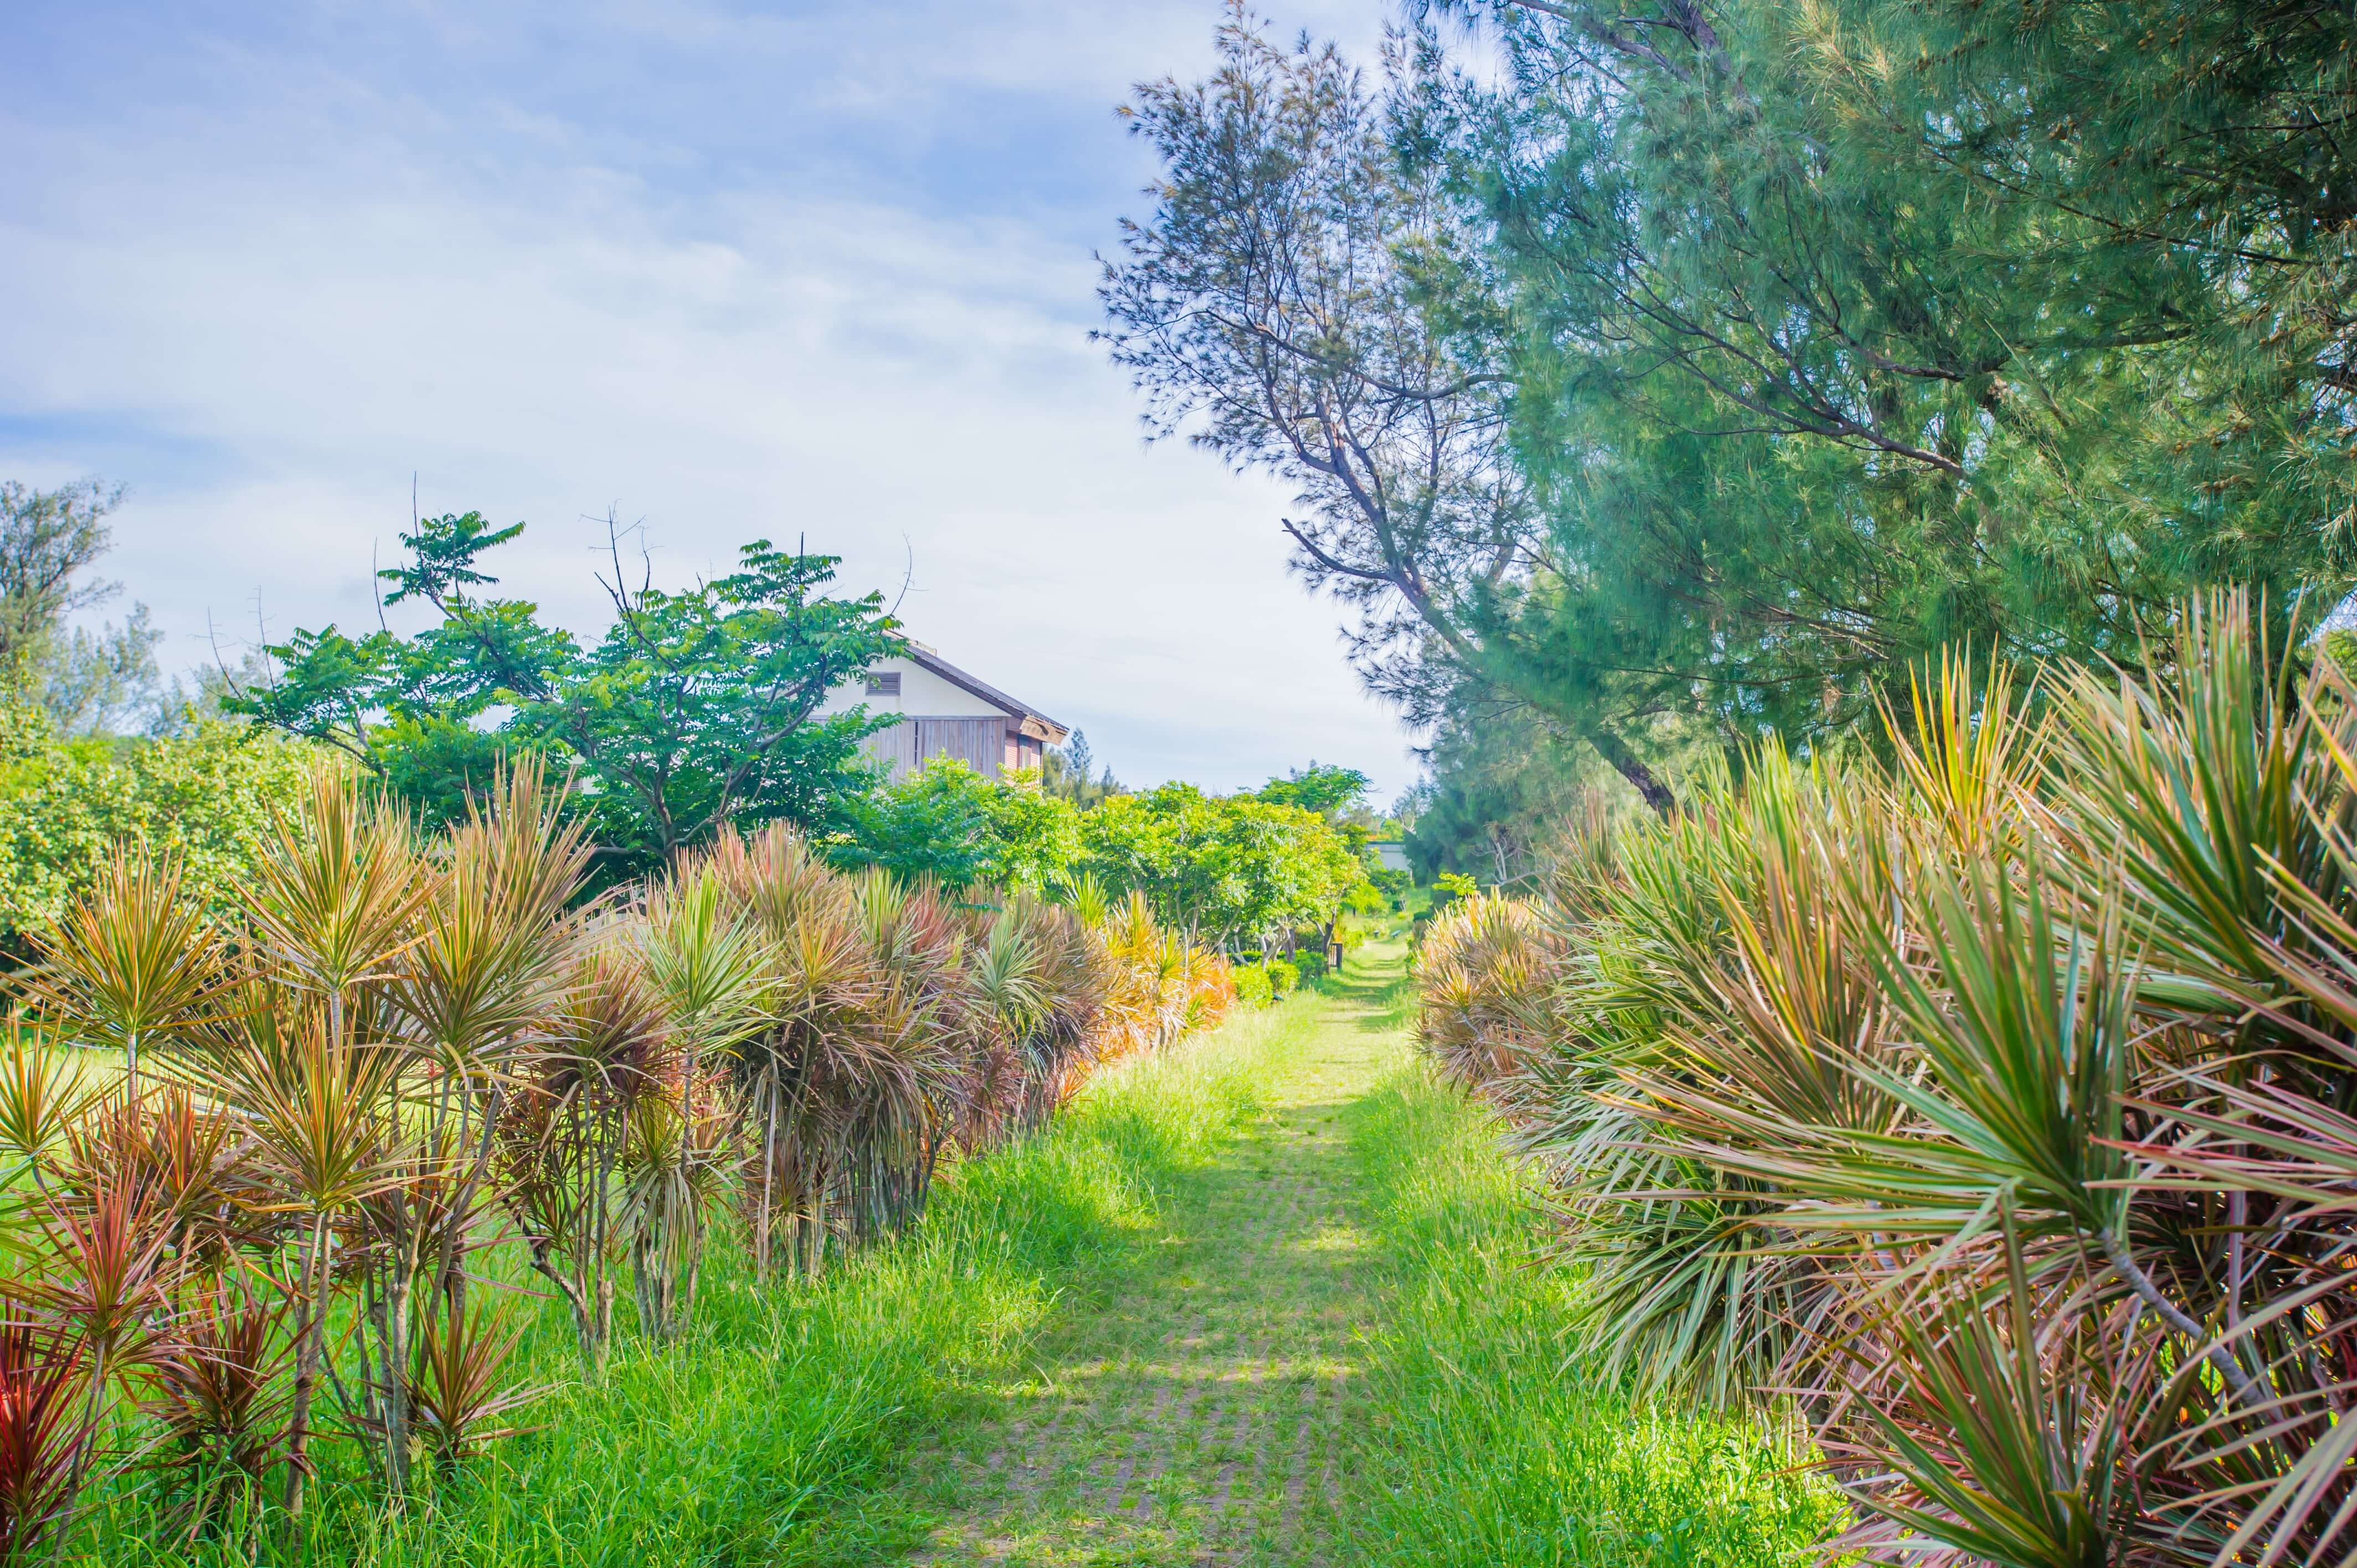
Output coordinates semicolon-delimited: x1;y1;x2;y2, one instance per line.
902;641;1071;744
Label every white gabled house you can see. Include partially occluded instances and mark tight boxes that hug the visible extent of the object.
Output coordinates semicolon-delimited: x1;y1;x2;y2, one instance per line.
819;640;1069;782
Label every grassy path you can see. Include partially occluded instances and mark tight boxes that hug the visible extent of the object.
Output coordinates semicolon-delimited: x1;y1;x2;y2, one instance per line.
816;928;1831;1568
77;928;1831;1567
900;947;1407;1566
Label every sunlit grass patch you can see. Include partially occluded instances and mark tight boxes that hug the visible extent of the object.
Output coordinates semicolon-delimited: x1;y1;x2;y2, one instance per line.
69;995;1287;1567
1340;1069;1843;1568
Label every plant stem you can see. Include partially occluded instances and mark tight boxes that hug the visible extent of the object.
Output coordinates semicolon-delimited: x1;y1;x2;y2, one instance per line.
2098;1226;2262;1408
286;1210;332;1513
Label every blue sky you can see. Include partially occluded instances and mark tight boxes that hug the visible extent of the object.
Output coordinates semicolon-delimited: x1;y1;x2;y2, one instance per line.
0;0;1416;799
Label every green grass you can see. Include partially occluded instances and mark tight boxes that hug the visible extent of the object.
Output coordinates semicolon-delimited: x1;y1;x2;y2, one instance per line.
1338;1052;1845;1567
69;932;1841;1566
860;950;1383;1565
68;1015;1283;1567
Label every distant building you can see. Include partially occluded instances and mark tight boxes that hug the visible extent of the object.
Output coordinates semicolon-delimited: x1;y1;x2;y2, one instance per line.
1369;840;1412;873
819;641;1068;782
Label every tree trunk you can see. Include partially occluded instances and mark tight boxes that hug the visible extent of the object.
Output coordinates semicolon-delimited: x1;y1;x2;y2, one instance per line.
530;1237;598;1370
1582;724;1675;814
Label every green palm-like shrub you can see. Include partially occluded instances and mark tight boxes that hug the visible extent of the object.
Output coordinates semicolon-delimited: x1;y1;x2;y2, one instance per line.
1414;593;2357;1567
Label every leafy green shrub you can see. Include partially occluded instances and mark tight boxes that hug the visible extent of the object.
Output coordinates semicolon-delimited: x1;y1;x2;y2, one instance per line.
1291;948;1326;983
0;709;320;945
1427;870;1479;915
1263;957;1301;998
1080;783;1362;948
837;756;1082;890
1232;963;1275;1008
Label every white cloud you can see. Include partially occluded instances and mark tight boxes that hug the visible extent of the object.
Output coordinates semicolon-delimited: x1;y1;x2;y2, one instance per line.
0;0;1422;798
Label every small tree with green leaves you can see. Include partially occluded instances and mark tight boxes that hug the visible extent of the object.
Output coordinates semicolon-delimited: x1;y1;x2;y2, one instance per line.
0;478;170;736
835;758;1083;891
229;512;900;877
1077;783;1362;952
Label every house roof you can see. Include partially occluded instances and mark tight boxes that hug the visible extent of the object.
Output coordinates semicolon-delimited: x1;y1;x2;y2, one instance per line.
903;641;1071;745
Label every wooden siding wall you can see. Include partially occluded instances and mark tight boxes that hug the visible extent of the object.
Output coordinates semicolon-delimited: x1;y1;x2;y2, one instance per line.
914;717;1003;775
866;716;1056;781
869;719;922;776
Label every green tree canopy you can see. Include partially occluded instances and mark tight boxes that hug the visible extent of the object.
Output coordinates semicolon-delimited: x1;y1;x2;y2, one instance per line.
0;478;170;735
1041;728;1123;808
229;512;901;875
1254;762;1371;821
836;758;1084;891
1419;0;2351;741
1077;782;1362;948
1109;3;2354;806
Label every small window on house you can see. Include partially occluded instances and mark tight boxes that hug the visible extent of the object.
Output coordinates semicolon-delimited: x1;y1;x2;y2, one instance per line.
866;673;901;697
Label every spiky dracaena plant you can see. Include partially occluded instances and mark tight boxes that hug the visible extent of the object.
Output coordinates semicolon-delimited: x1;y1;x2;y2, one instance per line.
183;994;405;1514
638;863;768;1299
1415;891;1572;1110
141;1277;297;1536
239;765;428;1036
497;942;671;1372
694;828;965;1276
384;756;586;1296
846;871;980;1235
0;1023;98;1210
366;757;583;1491
1179;941;1236;1039
1098;891;1188;1056
16;1165;178;1517
218;767;426;1509
404;1299;541;1476
23;846;229;1102
735;871;901;1276
1036;899;1115;1076
0;1316;93;1566
616;1058;733;1343
1412;612;2357;1565
53;1087;251;1277
2030;597;2357;1565
1562;749;1913;1409
0;757;1266;1540
968;903;1055;1137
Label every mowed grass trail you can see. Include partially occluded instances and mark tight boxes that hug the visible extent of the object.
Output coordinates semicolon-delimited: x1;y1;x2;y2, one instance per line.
892;954;1392;1566
91;930;1829;1566
872;929;1838;1568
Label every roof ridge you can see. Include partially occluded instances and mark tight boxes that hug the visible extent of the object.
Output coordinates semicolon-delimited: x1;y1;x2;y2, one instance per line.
888;641;1068;741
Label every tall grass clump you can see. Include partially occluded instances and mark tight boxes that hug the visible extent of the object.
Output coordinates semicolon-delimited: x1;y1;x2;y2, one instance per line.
1416;590;2357;1567
0;765;1234;1562
1345;1062;1842;1567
